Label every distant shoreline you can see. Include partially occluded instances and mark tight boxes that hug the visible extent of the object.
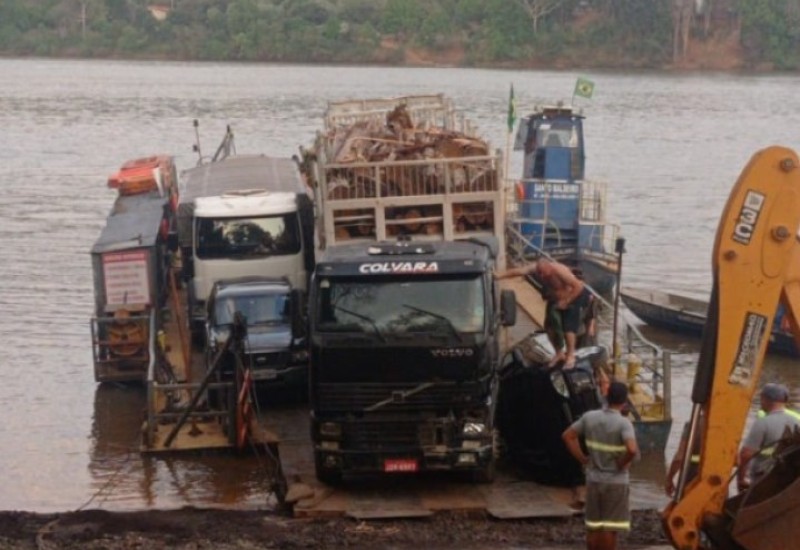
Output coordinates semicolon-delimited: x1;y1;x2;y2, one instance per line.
0;53;777;74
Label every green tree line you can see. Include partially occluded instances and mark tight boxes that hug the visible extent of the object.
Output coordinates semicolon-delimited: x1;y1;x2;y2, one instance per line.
0;0;798;69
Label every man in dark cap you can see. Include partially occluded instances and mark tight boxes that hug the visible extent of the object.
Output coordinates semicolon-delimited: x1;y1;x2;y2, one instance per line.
737;382;800;491
562;381;639;550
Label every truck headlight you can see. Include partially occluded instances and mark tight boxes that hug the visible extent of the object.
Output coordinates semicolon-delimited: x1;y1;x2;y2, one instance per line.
319;422;341;438
550;371;570;398
291;349;309;363
457;453;477;465
463;422;486;436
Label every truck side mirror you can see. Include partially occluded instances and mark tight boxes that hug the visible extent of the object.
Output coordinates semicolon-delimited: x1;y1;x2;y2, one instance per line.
500;289;517;326
290;289;307;338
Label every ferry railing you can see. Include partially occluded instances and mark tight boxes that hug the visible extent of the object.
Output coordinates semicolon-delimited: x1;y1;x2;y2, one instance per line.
507;177;619;259
504;224;670;419
579;179;606;222
324;94;471;134
90;311;152;378
145;370;235;449
314;148;504;250
581;220;620;260
580;179;621;257
143;307;236;450
193;122;236;166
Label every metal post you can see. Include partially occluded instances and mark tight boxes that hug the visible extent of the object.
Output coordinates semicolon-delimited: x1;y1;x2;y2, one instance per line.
612;237;626;359
192;119;202;164
663;351;672;421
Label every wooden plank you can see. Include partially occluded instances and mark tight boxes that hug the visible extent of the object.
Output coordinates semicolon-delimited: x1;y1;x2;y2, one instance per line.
290;476;577;520
500;278;546;328
499;278;547;355
143;420;231;453
163;276;192;383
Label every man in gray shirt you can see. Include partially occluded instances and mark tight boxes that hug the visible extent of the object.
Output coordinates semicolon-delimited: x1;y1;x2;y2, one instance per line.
737;382;800;491
563;381;639;550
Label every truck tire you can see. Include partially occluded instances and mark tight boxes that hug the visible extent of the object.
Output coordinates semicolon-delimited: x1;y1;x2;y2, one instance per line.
472;454;496;483
472;429;498;483
314;452;342;485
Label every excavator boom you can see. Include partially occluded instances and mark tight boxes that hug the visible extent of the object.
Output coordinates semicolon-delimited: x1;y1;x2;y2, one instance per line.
663;146;800;550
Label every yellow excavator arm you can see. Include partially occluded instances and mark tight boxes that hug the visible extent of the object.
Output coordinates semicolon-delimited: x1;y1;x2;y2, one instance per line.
663;146;800;550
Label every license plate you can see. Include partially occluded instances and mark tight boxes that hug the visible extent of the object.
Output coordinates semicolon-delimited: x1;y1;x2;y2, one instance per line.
384;458;418;473
252;369;278;381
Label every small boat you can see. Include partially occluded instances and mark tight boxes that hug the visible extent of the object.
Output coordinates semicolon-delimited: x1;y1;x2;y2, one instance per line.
621;287;799;357
509;104;620;294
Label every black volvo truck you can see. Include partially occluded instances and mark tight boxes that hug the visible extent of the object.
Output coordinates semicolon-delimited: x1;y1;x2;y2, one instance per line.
308;237;516;484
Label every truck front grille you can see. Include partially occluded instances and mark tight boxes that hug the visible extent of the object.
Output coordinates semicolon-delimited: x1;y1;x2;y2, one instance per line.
344;420;427;450
316;381;482;412
249;351;289;369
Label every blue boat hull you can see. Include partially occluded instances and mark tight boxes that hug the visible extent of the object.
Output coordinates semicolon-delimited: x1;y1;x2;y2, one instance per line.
622;288;799;358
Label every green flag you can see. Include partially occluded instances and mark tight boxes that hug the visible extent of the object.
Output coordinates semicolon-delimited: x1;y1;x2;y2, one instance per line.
507;84;516;133
574;77;595;99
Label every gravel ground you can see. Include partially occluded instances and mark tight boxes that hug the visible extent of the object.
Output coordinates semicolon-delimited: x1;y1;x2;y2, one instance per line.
0;508;669;549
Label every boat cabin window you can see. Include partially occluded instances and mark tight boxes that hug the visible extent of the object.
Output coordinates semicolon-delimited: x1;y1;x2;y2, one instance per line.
195;213;301;259
530;121;582;180
535;123;577;149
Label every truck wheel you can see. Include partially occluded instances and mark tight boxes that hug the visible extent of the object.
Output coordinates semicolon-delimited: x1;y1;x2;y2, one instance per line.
472;429;498;483
472;453;496;483
314;452;342;485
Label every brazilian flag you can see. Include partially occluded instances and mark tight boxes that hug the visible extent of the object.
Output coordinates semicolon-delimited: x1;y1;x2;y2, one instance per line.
507;84;517;134
574;77;595;99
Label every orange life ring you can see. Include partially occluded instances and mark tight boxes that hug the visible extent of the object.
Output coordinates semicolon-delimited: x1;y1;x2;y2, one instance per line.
107;309;146;357
515;181;525;201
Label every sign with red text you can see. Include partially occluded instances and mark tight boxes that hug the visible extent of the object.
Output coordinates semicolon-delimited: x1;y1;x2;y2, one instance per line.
103;250;150;306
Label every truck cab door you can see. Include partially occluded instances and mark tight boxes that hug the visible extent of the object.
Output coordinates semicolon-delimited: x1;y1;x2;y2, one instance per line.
500;289;517;327
290;288;307;339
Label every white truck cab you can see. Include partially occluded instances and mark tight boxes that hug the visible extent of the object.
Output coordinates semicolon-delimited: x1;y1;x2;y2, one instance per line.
177;156;315;335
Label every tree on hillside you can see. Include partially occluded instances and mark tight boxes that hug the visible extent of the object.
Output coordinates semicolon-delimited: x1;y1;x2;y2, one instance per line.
672;0;693;62
738;0;800;68
76;0;107;38
513;0;566;33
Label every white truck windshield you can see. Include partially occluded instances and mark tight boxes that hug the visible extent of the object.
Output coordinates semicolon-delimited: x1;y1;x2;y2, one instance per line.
196;214;300;259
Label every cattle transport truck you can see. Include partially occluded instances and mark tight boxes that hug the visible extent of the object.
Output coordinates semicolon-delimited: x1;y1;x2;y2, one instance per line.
303;95;517;483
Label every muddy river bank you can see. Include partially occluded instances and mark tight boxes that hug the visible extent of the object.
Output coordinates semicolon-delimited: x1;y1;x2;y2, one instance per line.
1;508;668;549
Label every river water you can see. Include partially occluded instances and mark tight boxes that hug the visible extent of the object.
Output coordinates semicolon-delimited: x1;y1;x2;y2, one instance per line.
1;58;799;513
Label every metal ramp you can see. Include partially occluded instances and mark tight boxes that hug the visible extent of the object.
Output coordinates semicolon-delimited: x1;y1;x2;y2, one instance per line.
141;268;279;454
285;468;576;520
263;401;576;520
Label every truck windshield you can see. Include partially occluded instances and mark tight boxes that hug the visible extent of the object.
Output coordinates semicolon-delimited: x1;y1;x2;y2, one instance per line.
195;214;300;259
317;275;485;335
215;292;289;326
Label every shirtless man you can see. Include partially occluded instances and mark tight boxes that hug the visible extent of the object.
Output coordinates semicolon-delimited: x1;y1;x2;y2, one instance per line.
497;258;592;368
